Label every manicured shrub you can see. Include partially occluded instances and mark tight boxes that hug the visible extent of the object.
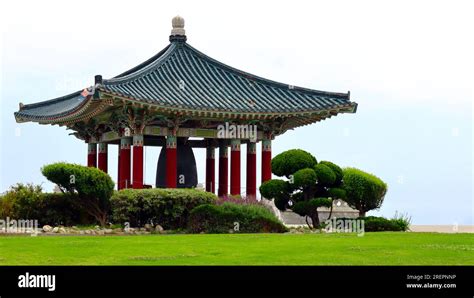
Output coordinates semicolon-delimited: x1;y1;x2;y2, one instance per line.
360;216;408;232
42;162;115;226
343;168;388;217
271;149;317;177
111;188;216;229
188;202;288;233
260;149;344;229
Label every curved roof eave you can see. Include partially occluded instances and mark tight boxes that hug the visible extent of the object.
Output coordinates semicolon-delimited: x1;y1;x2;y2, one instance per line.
14;90;90;123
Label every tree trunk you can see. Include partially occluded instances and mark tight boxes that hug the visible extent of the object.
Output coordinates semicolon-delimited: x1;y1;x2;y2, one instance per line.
311;213;320;229
327;199;334;220
359;210;366;217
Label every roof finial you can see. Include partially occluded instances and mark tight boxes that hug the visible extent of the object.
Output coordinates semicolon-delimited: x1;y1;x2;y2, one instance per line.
170;16;187;42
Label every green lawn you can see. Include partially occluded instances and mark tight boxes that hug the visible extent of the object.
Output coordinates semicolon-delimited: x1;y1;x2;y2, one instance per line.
0;232;472;265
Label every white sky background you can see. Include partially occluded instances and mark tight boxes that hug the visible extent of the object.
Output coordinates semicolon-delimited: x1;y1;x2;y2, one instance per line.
0;0;473;224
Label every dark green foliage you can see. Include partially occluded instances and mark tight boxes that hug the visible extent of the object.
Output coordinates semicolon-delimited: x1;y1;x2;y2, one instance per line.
291;201;311;217
361;216;408;232
260;149;341;229
188;203;287;233
274;196;289;210
0;183;92;226
42;162;115;226
309;198;332;209
293;168;317;189
314;163;336;186
110;188;216;229
343;168;388;217
259;179;289;200
327;187;346;199
292;198;331;217
320;161;343;185
261;150;388;230
271;149;317;177
42;162;114;204
0;183;43;219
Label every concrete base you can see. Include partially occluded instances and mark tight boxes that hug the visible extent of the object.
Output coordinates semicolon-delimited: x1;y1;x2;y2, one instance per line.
261;199;360;226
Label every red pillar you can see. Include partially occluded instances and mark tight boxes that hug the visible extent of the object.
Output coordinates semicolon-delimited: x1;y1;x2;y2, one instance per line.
262;138;272;183
132;135;144;189
218;145;228;197
230;139;241;196
118;137;131;190
98;143;108;173
246;142;257;198
165;135;177;188
206;146;215;193
87;143;97;167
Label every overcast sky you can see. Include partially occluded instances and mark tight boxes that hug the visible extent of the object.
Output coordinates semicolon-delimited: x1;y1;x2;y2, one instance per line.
1;0;472;224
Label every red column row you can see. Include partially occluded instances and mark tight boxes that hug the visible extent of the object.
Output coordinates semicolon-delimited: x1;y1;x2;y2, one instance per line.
215;139;271;198
89;136;272;194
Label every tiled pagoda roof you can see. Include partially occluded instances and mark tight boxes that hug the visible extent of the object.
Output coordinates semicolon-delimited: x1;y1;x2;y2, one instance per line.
14;19;357;127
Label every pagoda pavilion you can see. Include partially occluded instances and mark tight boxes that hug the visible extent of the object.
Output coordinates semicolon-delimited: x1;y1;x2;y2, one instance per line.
14;16;357;197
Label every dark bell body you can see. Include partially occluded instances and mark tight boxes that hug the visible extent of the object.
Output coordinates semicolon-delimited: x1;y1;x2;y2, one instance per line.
156;139;198;188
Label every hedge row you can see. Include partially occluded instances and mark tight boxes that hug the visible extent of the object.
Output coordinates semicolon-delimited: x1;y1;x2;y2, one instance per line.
1;183;288;233
110;188;217;229
188;203;288;233
0;183;92;226
361;216;409;232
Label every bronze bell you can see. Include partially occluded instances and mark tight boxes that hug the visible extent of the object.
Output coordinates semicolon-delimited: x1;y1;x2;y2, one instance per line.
155;138;198;188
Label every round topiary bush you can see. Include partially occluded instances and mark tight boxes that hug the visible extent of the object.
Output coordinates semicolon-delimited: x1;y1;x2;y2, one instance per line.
292;168;317;189
343;168;388;217
259;179;288;199
271;149;317;177
314;163;336;185
319;161;343;185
